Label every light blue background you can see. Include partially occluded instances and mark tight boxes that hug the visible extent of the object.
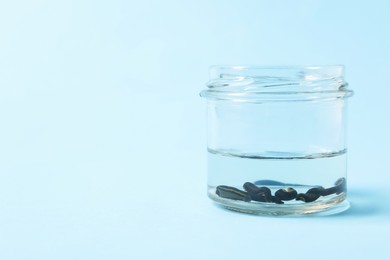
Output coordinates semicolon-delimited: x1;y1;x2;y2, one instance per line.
0;0;389;259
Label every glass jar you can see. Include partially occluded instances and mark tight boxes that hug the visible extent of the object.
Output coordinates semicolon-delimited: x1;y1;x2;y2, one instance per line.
200;66;353;216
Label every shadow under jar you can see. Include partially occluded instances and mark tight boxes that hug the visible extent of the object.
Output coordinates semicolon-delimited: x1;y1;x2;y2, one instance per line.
200;66;353;216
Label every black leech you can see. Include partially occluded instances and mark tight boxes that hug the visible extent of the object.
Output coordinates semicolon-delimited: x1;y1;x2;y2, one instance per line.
243;183;273;202
334;177;346;194
320;178;346;196
243;182;262;194
296;187;322;202
275;187;298;201
272;196;284;204
216;185;251;202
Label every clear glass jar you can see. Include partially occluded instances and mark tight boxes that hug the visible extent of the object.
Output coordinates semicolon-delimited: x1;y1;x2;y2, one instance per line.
200;66;353;216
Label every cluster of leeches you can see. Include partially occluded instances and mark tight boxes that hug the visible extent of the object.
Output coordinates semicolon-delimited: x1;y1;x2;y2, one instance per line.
216;178;346;204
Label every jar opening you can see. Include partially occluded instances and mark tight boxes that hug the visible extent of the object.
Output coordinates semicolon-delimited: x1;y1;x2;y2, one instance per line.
200;65;353;102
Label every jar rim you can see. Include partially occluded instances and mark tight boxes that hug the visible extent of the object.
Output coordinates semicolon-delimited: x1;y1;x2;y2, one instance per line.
201;65;353;102
209;65;345;70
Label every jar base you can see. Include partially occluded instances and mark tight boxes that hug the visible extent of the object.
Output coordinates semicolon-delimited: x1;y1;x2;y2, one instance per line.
208;188;350;216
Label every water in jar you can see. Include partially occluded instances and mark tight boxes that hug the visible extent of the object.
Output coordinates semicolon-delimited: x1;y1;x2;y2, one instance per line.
207;148;347;215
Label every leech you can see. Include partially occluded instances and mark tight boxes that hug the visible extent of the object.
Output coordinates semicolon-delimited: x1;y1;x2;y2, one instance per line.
243;182;262;194
251;188;274;203
296;193;317;203
275;187;298;201
216;185;251;202
321;178;347;196
272;196;284;204
295;193;308;202
320;186;337;196
334;178;346;194
296;188;322;203
243;183;273;202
